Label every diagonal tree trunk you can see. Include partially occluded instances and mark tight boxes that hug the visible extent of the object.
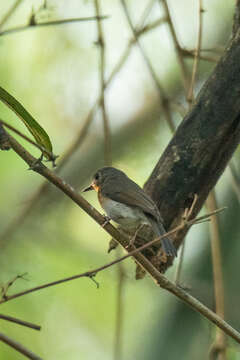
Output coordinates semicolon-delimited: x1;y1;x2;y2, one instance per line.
143;26;240;271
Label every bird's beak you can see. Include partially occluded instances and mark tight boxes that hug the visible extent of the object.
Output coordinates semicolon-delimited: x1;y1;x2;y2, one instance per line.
82;183;94;192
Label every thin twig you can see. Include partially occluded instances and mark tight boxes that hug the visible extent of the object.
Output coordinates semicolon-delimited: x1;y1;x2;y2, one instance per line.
94;2;123;358
0;16;109;36
160;0;190;95
207;192;227;360
181;48;219;63
0;119;56;162
174;194;198;284
174;239;186;285
1;273;28;299
183;47;223;54
136;17;167;37
187;0;204;104
0;332;42;360
135;0;156;30
120;0;175;132
0;195;225;304
0;86;56;163
173;0;204;283
0;314;41;331
114;249;125;360
229;162;240;204
0;135;238;344
0;0;22;29
0;123;11;150
0;5;167;246
94;0;111;165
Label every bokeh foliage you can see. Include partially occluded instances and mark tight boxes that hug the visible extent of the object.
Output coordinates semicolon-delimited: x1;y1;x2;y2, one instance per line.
0;1;239;359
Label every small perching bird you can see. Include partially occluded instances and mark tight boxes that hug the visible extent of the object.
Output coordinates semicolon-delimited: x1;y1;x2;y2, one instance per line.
83;167;177;257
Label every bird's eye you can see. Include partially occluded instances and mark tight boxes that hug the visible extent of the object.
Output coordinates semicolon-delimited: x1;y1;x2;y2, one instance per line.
95;173;99;180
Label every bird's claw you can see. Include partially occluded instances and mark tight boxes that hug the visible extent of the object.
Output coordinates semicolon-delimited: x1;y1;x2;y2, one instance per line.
126;234;137;249
102;215;111;228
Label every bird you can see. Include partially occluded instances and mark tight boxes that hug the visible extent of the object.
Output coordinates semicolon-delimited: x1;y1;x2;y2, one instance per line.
83;167;177;257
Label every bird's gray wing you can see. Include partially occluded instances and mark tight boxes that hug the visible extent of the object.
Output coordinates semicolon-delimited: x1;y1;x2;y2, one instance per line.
102;176;177;257
101;176;159;219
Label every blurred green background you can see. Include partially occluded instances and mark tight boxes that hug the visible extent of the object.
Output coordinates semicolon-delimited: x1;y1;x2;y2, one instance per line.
0;0;239;359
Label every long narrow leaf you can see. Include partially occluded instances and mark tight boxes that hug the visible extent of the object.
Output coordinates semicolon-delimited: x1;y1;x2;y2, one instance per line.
0;86;53;159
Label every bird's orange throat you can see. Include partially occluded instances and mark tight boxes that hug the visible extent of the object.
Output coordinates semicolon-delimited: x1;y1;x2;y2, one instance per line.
92;183;100;192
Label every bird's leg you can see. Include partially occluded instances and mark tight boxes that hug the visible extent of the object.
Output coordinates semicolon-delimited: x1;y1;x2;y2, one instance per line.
101;215;112;228
127;224;145;249
182;194;198;224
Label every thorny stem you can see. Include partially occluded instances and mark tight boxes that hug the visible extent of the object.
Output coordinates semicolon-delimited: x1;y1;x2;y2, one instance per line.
0;16;109;36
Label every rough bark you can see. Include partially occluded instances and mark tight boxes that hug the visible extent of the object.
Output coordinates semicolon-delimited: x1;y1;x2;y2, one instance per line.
143;28;240;271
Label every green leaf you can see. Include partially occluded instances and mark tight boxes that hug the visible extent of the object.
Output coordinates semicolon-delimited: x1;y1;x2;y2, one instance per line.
0;86;53;160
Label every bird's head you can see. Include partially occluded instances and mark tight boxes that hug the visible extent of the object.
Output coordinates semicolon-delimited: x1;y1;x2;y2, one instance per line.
82;167;125;192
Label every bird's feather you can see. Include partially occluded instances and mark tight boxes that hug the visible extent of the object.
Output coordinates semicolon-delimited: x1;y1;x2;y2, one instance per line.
100;169;177;257
101;175;159;220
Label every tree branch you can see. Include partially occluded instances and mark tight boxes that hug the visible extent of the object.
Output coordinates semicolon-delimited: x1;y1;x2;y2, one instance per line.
0;0;22;29
0;123;11;150
0;5;168;245
0;16;109;37
207;192;227;360
160;0;190;95
2;133;240;344
187;0;204;103
0;206;224;303
94;0;111;166
120;0;175;132
0;119;56;161
0;314;41;331
144;27;240;271
0;332;42;360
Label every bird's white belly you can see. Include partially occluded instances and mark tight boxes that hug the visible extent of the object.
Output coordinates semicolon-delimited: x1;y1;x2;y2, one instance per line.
102;198;148;228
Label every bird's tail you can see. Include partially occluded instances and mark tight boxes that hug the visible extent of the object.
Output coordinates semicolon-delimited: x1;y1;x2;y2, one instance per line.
148;217;177;257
